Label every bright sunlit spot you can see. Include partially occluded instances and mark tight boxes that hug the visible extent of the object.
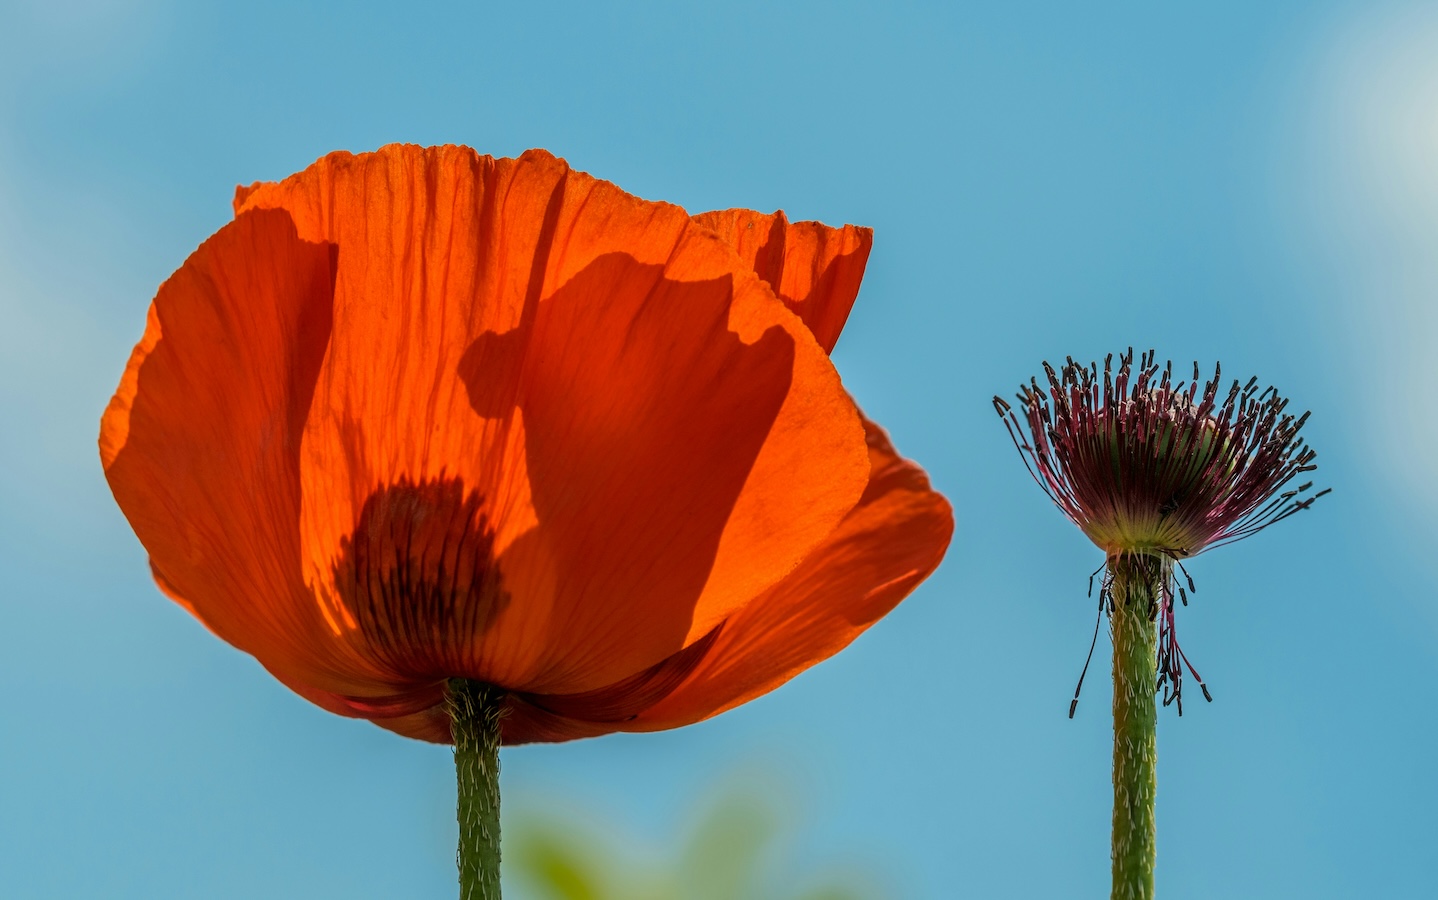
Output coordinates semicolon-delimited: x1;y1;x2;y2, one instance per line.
1304;5;1438;539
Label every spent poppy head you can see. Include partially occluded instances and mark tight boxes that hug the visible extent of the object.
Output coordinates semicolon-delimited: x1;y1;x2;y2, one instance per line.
994;349;1327;560
995;349;1328;712
99;144;953;745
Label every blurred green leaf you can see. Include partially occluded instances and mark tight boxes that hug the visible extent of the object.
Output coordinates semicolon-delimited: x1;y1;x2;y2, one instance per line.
509;824;607;900
677;791;779;900
793;886;872;900
505;776;886;900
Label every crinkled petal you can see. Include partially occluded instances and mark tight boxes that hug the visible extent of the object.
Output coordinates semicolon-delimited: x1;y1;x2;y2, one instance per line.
475;417;952;744
691;208;872;354
228;145;869;698
100;208;377;697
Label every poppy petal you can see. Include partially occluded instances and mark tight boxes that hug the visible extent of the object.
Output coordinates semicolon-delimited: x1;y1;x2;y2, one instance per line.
623;416;952;732
333;628;722;744
436;416;951;745
234;145;871;698
691;209;872;355
100;208;374;695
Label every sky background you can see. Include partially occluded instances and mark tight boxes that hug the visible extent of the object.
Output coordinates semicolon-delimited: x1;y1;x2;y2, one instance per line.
2;1;1436;897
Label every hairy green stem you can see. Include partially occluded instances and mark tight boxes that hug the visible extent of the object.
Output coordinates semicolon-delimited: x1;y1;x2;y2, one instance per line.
448;679;504;900
1109;554;1163;900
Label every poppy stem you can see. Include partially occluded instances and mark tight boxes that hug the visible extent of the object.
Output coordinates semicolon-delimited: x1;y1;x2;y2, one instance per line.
1108;554;1163;900
447;679;504;900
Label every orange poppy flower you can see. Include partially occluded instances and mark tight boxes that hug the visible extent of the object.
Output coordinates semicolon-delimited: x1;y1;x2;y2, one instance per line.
100;145;953;744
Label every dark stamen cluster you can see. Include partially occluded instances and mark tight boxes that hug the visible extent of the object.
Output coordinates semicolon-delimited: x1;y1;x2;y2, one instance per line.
994;348;1327;558
996;349;1329;714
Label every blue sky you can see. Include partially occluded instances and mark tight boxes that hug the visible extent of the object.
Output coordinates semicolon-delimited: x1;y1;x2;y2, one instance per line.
2;1;1435;897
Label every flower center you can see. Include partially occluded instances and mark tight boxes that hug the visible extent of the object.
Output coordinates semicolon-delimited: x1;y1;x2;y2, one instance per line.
1081;400;1233;556
1104;411;1227;487
331;477;509;678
